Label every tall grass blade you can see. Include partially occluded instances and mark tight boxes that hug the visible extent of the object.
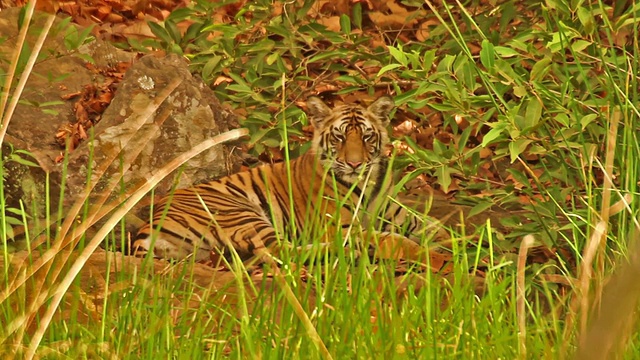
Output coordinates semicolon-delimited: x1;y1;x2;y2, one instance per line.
0;78;183;310
0;11;55;146
23;128;248;359
0;0;35;126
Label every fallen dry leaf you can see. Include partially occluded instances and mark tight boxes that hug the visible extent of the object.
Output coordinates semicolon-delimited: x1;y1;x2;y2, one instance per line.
368;2;421;29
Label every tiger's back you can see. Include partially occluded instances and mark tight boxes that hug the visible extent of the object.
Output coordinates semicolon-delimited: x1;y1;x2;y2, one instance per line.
134;95;411;261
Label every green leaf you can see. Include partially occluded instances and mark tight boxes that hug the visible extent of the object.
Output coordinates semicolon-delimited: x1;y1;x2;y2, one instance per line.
457;126;472;153
481;122;508;147
500;215;524;228
334;75;363;84
307;51;345;63
494;58;523;85
202;56;222;80
4;216;23;226
436;166;452;193
148;22;173;45
513;85;527;98
39;100;65;107
248;127;271;146
352;3;362;28
165;20;181;43
530;57;552;81
433;139;447;156
9;154;38;167
262;137;281;148
16;42;31;75
340;14;351;34
377;63;403;77
65;24;94;50
388;45;408;66
169;43;183;55
74;53;95;64
494;46;519;58
266;52;280;65
580;114;598;129
335;86;362;95
437;55;456;73
227;72;250;87
166;7;195;22
577;7;594;33
506;168;530;188
554;113;570;127
394;83;428;105
468;201;494;218
422;49;436;69
201;24;241;38
546;21;580;53
480;39;495;70
509;138;532;163
523;99;542;130
184;22;205;42
42;109;59;116
247;39;276;52
571;39;592;52
428;103;458;111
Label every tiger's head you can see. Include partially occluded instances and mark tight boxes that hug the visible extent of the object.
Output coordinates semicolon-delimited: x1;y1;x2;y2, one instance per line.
306;95;395;184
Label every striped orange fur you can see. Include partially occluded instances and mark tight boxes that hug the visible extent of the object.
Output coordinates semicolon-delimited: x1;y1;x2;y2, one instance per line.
133;96;423;261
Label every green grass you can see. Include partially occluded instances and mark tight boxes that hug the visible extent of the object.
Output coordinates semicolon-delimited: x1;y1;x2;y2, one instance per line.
2;0;640;358
2;234;542;359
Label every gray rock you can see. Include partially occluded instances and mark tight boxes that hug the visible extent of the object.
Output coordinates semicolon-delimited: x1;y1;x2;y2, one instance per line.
0;9;241;245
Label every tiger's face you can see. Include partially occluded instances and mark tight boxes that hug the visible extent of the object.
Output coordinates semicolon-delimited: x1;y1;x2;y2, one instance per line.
306;96;395;183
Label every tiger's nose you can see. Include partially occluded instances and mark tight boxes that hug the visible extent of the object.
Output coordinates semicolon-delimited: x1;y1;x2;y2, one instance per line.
347;160;362;169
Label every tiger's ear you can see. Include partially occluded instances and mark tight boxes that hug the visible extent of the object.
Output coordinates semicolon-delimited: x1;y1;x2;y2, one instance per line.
306;96;332;129
367;96;395;125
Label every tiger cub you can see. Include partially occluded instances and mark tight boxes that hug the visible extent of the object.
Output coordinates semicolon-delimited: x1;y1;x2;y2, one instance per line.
133;96;428;262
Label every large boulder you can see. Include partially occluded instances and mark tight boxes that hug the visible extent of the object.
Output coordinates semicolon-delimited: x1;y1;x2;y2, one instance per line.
0;8;242;245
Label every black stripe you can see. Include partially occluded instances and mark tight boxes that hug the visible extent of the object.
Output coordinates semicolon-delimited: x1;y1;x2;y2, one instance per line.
272;183;291;228
226;181;249;198
392;205;404;219
333;174;362;198
368;158;389;201
229;216;265;227
154;226;189;243
254;223;272;234
252;182;271;217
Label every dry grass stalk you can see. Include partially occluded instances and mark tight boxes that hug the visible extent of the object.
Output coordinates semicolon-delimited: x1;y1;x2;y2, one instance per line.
0;0;36;131
594;109;621;307
575;232;640;359
560;221;606;355
579;221;607;337
517;235;534;359
23;127;248;359
0;79;183;337
0;5;55;147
